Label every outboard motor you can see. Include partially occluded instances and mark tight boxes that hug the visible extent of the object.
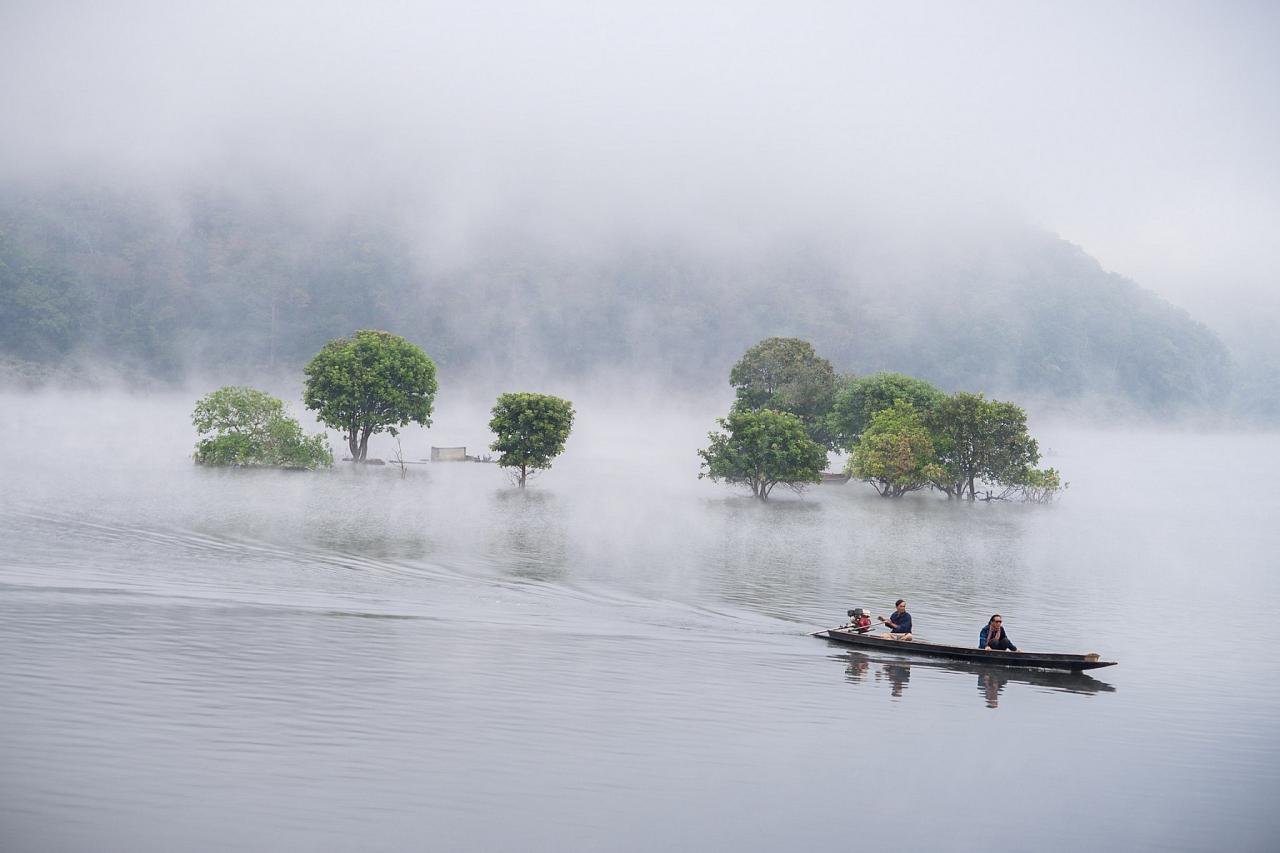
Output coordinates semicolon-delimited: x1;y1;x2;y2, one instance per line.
846;607;872;633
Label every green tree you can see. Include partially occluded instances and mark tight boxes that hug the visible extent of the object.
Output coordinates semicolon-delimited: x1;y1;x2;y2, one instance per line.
828;372;945;449
979;466;1067;503
303;330;437;462
192;386;332;469
729;337;839;448
488;392;576;488
927;392;1040;499
846;400;943;497
698;408;826;501
1016;467;1066;504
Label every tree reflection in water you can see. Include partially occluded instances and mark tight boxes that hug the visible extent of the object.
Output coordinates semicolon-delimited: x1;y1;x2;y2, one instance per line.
839;651;1115;707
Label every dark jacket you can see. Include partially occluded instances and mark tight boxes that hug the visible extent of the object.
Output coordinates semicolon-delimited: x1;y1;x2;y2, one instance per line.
979;625;1017;651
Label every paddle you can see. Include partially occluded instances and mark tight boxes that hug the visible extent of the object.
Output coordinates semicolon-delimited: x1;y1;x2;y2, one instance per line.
810;624;853;637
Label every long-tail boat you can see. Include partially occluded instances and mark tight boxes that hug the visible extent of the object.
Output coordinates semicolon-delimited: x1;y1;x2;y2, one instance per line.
839;650;1116;695
816;626;1117;671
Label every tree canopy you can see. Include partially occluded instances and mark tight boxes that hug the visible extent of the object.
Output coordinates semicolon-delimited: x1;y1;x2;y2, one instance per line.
303;330;437;462
488;392;576;488
846;400;942;497
729;337;839;448
711;339;1063;502
192;386;332;469
926;392;1040;498
828;371;946;449
698;408;826;501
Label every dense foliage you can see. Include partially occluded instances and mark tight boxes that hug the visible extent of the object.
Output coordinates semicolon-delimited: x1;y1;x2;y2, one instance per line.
0;185;1245;417
925;392;1041;499
0;231;87;363
729;337;839;448
828;372;946;450
698;408;826;501
192;386;332;469
303;330;437;462
710;338;1063;502
846;400;942;497
488;392;576;488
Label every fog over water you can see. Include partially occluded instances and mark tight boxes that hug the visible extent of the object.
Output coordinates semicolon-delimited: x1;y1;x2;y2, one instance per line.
2;390;1279;852
3;2;1280;851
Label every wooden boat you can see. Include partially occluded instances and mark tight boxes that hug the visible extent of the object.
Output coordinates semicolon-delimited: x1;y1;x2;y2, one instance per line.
819;471;852;484
817;626;1117;671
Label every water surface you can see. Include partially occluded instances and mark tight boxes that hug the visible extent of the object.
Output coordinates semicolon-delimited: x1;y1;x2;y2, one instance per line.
2;393;1277;852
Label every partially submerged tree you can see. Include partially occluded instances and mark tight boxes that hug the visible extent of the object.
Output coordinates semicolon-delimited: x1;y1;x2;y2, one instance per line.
927;392;1040;499
846;400;943;497
192;386;332;469
828;372;945;449
719;340;1063;504
729;337;839;448
488;392;575;488
1015;467;1066;503
698;408;826;501
978;466;1067;503
303;330;437;462
389;428;408;479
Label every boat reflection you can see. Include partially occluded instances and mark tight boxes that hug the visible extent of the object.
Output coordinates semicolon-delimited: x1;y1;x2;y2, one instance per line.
839;651;1115;707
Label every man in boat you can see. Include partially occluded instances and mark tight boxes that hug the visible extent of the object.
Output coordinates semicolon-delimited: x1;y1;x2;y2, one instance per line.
979;614;1018;651
877;599;913;640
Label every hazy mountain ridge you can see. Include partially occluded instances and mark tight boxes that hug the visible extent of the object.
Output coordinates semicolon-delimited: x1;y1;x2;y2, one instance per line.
0;184;1237;415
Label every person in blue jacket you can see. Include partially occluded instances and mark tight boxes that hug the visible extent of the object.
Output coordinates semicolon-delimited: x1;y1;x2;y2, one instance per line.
979;614;1018;651
877;599;913;640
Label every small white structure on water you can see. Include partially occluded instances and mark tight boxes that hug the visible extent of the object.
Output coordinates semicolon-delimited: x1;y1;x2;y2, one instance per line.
431;446;468;462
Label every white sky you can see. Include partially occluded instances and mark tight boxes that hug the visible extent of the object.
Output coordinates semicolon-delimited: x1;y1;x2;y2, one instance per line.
1;0;1276;324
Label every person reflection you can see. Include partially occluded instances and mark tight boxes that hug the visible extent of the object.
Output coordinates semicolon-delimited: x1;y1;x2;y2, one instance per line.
879;662;911;697
980;671;1009;708
844;653;870;683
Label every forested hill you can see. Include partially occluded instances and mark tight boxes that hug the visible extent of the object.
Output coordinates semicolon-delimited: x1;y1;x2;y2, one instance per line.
0;184;1232;413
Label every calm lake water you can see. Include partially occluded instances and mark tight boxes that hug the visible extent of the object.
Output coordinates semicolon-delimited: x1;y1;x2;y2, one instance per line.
2;391;1278;852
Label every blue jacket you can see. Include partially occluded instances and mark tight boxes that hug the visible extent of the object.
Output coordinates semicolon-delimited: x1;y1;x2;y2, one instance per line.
979;625;1016;651
886;611;912;634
